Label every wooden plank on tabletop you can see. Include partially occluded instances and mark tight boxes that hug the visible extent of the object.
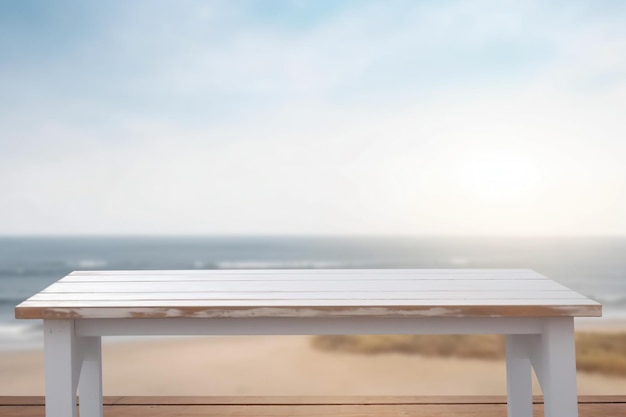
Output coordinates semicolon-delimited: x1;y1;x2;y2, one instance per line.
41;279;573;293
68;269;539;277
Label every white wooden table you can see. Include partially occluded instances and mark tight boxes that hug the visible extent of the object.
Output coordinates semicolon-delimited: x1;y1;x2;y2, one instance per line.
15;269;601;417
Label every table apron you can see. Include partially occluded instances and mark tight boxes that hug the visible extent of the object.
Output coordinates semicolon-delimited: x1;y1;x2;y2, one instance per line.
73;317;547;337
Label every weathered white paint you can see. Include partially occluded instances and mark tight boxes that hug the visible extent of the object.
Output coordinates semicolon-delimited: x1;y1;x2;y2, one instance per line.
16;269;600;319
17;302;597;319
18;269;600;417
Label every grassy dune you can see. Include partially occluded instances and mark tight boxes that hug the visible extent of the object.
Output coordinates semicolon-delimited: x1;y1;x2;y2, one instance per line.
311;333;626;377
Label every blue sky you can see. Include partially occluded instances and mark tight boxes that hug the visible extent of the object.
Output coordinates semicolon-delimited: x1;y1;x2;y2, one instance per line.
1;0;625;235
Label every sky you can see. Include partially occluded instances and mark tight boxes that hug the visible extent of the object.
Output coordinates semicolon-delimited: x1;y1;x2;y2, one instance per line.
0;0;625;236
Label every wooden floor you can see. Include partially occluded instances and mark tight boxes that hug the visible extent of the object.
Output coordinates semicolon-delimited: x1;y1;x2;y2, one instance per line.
2;396;626;416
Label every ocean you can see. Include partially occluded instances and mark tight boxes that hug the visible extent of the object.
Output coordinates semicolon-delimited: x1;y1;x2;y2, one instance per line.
1;236;624;350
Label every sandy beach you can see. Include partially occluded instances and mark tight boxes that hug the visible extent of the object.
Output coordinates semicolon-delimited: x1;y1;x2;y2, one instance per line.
2;331;626;397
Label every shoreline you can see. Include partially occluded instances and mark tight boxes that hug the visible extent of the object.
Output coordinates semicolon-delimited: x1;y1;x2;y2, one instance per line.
1;321;626;396
575;317;626;332
1;316;622;353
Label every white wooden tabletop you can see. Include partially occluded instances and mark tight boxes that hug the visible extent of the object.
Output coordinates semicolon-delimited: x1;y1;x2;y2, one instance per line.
15;269;601;319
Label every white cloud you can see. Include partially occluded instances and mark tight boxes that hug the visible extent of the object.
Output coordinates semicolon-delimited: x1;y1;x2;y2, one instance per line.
1;0;625;235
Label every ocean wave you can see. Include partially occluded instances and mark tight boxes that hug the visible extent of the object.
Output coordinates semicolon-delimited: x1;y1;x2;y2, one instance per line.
67;259;109;269
214;260;380;270
0;322;41;337
0;323;43;351
448;257;470;266
0;296;24;307
192;261;218;269
0;268;26;277
0;266;70;278
594;294;626;307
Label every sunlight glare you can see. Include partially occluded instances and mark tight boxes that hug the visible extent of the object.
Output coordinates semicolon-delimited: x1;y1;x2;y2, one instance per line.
457;151;539;199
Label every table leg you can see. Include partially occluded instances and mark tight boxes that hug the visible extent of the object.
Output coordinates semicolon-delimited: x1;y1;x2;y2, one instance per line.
529;318;579;417
78;336;103;417
44;320;80;417
506;335;533;417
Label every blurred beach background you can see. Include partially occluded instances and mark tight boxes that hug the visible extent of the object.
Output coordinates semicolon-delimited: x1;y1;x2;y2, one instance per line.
2;0;626;397
2;236;626;395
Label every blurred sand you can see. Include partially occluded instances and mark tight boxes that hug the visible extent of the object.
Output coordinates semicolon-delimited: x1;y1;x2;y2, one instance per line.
2;333;626;396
